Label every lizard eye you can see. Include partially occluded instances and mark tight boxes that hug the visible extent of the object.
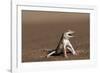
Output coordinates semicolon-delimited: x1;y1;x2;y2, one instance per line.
68;34;72;36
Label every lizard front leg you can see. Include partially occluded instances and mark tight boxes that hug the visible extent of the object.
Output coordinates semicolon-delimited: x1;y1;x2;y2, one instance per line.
68;42;77;55
64;44;68;58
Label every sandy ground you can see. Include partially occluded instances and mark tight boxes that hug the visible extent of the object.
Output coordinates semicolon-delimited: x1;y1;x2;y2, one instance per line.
22;10;90;62
22;48;89;62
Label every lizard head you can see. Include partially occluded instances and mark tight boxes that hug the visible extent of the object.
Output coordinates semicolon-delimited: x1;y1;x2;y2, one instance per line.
64;30;74;39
